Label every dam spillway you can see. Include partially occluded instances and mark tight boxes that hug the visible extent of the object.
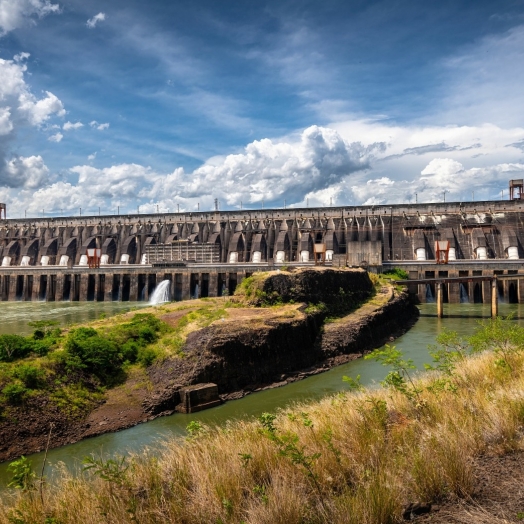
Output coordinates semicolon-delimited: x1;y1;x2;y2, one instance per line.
1;197;524;303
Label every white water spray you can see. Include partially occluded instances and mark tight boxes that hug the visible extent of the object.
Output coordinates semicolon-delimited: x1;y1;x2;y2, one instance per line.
149;280;171;305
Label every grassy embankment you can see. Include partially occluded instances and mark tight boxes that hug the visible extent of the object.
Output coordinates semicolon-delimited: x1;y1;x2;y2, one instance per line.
0;268;379;422
1;311;524;522
0;298;243;420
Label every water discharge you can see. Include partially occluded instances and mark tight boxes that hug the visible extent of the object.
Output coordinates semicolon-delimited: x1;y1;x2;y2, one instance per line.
1;301;524;487
149;280;171;305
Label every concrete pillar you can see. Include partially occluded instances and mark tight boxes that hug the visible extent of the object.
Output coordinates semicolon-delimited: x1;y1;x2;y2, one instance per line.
449;283;460;303
417;283;425;303
491;279;498;318
79;274;89;301
437;282;444;318
32;275;40;301
93;273;100;301
8;274;16;301
209;272;218;297
115;274;123;302
182;273;191;300
518;277;524;303
104;274;113;301
55;273;65;301
129;273;139;301
483;281;492;305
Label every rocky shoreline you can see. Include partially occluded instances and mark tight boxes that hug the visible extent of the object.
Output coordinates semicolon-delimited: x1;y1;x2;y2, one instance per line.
0;271;418;463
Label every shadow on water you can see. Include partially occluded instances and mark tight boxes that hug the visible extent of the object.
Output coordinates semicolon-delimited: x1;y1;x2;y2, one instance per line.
1;302;524;487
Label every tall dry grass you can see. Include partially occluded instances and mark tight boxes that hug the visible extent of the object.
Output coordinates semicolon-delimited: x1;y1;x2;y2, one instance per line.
1;337;524;523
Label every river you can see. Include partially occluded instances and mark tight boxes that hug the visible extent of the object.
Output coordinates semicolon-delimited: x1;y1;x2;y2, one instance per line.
0;300;523;487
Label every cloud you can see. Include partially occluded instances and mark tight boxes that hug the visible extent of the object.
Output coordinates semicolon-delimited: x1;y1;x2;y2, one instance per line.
2;155;49;189
6;115;524;214
18;90;65;126
0;56;65;188
347;158;524;205
63;121;83;131
437;24;524;127
88;152;96;160
86;12;106;29
13;52;30;62
145;125;383;207
48;132;62;142
0;0;60;36
89;120;109;130
7;125;381;213
0;108;13;135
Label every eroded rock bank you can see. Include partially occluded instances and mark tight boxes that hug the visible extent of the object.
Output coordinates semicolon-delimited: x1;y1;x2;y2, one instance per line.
146;283;417;413
0;268;418;462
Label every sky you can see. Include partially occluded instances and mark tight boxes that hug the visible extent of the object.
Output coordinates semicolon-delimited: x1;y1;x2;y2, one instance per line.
1;0;524;217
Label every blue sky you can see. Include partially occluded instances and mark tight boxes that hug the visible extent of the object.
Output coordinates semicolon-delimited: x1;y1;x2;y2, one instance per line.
1;0;524;216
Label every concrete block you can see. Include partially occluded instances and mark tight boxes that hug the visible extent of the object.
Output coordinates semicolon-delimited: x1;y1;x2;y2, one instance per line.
176;383;221;413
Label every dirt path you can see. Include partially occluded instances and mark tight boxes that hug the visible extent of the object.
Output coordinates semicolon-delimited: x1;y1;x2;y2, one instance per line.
414;451;524;523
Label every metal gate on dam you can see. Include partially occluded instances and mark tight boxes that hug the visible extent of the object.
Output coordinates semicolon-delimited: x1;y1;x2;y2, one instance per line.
1;181;524;304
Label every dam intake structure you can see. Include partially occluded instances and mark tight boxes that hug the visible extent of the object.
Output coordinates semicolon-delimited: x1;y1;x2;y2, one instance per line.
2;181;524;304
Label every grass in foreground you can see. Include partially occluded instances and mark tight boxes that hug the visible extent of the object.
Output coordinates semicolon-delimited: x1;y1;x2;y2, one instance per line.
2;317;524;523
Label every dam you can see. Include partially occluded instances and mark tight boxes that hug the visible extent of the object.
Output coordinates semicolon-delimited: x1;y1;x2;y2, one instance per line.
1;179;524;304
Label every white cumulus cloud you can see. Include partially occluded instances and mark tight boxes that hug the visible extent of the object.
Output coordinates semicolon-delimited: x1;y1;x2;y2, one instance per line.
3;155;49;188
0;0;60;36
89;120;109;130
48;132;62;142
63;121;83;131
86;12;105;29
0;56;65;188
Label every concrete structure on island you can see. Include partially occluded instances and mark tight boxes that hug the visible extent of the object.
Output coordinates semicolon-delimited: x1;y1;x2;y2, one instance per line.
2;180;524;304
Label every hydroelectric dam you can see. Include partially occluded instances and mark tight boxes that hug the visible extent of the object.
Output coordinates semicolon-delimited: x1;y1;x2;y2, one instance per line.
1;181;524;304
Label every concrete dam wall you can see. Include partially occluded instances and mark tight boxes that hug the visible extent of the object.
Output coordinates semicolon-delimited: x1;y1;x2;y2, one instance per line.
1;197;524;303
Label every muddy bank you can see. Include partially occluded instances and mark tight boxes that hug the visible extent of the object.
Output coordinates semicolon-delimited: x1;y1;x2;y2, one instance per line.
0;270;417;462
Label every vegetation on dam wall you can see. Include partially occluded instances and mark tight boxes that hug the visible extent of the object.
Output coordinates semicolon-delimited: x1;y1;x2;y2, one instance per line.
0;268;416;461
1;318;524;523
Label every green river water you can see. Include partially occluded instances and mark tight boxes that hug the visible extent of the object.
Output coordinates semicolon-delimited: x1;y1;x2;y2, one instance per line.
0;300;523;488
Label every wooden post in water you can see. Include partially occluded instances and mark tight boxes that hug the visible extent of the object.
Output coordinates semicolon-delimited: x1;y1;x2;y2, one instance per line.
437;282;444;318
491;278;498;318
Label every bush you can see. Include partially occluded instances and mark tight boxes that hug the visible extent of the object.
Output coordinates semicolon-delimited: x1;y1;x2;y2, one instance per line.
137;346;158;367
65;327;122;380
108;313;164;349
2;382;28;405
0;335;32;362
121;340;139;363
383;268;409;280
12;364;45;389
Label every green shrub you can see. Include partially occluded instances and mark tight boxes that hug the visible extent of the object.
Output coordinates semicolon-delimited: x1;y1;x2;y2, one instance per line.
65;327;122;379
121;340;139;363
383;268;409;280
30;338;53;356
2;382;28;405
107;313;164;349
12;364;45;389
0;335;32;362
137;346;158;367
